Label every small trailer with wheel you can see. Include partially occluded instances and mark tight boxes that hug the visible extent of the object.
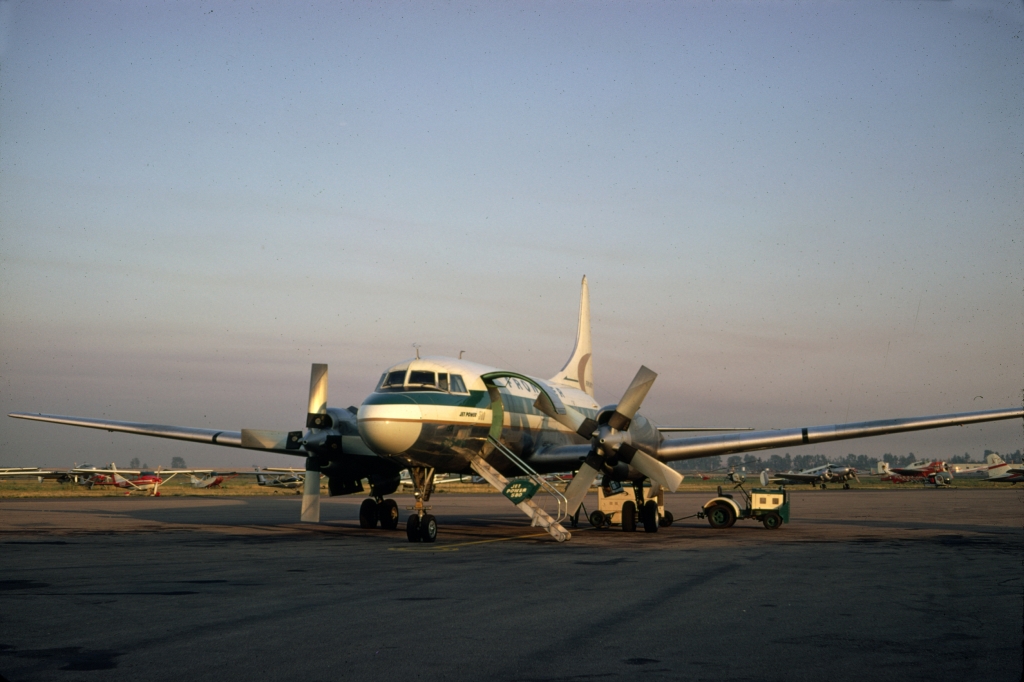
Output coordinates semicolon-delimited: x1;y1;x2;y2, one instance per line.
697;471;789;530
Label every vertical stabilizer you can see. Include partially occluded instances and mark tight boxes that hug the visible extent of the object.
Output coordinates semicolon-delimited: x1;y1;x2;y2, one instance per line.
551;276;594;396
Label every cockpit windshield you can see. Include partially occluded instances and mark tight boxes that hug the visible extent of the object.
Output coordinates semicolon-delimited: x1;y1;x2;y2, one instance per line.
379;370;407;391
375;368;470;394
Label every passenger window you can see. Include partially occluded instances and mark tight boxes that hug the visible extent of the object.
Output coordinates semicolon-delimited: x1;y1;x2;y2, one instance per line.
381;370;407;390
450;374;468;393
438;373;449;391
407;371;436;388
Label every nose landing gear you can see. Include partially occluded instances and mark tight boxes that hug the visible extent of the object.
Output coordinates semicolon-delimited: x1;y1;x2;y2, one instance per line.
404;466;438;543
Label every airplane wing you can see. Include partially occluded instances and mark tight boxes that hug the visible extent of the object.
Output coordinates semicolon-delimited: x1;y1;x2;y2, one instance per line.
656;407;1024;462
10;413;244;447
0;468;64;478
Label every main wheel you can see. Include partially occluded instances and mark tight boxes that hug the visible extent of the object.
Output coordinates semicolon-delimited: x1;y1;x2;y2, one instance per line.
706;504;736;529
642;500;660;533
406;514;421;543
762;512;783;530
419;514;437;543
659;510;674;527
843;483;850;490
359;498;379;528
820;483;827;489
378;499;400;530
621;501;637;532
589;510;607;529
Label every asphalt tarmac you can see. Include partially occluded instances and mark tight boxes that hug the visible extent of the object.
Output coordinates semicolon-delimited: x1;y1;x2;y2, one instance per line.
1;489;1021;682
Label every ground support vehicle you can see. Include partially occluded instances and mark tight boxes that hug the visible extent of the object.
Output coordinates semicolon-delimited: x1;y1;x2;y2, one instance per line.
585;481;675;533
697;477;789;530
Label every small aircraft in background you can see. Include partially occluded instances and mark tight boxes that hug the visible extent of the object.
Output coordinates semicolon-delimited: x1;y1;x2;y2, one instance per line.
73;463;211;496
188;472;241;489
950;454;1024;484
877;460;952;486
771;463;859;489
254;467;321;492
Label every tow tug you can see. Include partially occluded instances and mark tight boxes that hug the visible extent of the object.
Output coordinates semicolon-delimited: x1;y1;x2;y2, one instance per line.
584;479;675;532
697;470;789;530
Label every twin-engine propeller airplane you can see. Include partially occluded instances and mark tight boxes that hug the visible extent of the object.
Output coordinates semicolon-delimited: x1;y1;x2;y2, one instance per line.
771;464;860;489
9;277;1024;542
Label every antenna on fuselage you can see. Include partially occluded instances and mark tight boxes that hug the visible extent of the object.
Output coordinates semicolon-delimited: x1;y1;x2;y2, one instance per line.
413;343;421;359
459;350;465;359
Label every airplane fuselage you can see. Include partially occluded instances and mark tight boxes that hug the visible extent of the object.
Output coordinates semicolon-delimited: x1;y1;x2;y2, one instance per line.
356;356;660;479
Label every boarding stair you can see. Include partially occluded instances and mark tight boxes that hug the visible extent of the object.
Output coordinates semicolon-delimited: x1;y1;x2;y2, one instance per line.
470;436;571;542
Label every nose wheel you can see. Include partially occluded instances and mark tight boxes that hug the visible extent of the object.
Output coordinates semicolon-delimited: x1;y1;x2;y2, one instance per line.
405;513;437;543
404;466;439;543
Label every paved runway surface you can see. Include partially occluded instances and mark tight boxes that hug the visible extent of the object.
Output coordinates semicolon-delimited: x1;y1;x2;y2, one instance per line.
1;490;1021;681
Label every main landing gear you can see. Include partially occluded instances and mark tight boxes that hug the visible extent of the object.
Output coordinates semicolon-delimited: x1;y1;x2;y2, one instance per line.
405;466;438;543
358;497;401;530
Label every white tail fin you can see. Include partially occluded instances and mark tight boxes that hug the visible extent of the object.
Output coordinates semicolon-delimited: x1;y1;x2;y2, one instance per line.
550;276;594;396
877;462;891;475
986;453;1004;465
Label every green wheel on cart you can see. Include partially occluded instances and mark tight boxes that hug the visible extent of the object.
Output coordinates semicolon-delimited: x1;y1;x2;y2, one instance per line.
762;512;783;530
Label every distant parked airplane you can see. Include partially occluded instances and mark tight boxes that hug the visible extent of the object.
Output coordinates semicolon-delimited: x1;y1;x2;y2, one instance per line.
771;463;859;489
877;460;951;486
73;464;211;495
950;454;1024;484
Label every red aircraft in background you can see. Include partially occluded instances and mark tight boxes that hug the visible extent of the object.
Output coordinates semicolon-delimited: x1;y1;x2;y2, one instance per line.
73;464;211;496
877;460;951;486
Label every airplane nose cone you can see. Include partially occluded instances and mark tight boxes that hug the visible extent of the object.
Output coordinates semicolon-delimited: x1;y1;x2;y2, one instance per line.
358;403;423;455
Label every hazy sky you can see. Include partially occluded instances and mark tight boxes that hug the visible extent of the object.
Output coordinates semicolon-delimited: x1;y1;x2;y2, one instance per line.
1;0;1021;469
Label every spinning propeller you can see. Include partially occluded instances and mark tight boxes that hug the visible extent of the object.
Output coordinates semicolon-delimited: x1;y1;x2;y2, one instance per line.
534;365;683;515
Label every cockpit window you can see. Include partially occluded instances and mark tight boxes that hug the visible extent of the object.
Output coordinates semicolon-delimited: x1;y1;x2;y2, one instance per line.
380;370;407;390
438;373;449;391
407;370;436;389
450;374;468;394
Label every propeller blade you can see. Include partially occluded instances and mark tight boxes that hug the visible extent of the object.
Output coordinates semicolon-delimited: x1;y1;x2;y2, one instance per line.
300;458;320;523
306;363;329;428
607;366;657;430
563;458;602;515
618;445;684;492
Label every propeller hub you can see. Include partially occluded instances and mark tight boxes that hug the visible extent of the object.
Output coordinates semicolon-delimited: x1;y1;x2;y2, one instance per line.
595;424;631;455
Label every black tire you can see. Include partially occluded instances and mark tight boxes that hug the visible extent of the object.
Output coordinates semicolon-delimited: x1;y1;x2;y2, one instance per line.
843;483;850;490
706;504;736;529
621;501;637;532
762;512;783;530
642;500;659;533
569;507;580;529
659;510;674;527
419;514;437;543
820;483;827;490
378;499;400;530
359;498;379;529
589;510;607;529
406;514;421;543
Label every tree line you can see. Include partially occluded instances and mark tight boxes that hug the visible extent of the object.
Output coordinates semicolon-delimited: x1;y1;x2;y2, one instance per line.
672;449;1023;473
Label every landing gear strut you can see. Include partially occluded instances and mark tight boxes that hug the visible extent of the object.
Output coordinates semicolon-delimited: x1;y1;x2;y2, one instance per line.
405;466;437;543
